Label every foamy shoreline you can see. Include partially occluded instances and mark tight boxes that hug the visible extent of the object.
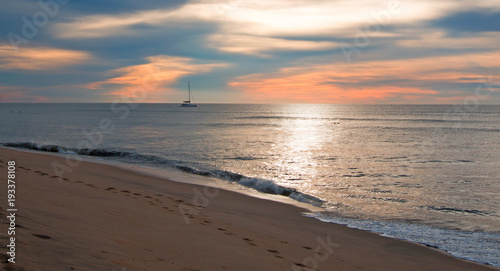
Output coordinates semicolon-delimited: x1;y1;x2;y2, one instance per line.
0;147;498;271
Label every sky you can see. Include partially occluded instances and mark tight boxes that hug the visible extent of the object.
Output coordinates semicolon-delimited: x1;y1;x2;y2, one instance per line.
0;0;499;104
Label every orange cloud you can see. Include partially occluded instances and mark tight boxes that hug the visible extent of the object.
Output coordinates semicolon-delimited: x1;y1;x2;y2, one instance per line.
87;55;228;101
229;51;500;103
0;45;91;70
207;34;344;56
230;75;436;103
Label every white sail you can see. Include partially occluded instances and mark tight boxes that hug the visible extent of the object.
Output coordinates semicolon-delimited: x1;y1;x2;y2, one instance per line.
180;81;197;107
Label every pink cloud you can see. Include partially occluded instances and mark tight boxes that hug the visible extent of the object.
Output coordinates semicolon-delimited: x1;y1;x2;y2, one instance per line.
0;45;91;71
229;51;500;103
86;55;228;102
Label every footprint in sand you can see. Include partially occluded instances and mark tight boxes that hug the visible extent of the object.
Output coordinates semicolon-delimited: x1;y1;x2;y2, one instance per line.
199;220;211;225
267;249;284;259
294;263;309;269
120;190;132;197
35;170;49;176
243;238;257;246
15;223;26;229
32;234;52;240
162;207;175;213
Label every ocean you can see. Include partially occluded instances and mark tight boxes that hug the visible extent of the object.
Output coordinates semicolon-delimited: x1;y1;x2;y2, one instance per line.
1;103;499;266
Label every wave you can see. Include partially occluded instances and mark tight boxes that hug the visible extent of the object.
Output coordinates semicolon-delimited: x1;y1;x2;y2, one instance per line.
1;142;325;207
423;205;493;216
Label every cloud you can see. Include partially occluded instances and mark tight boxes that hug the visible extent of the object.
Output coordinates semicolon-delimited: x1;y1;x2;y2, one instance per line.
51;0;500;60
209;0;443;37
53;3;213;39
51;1;451;53
207;34;344;56
0;45;91;71
398;30;500;49
431;10;500;33
3;0;500;103
229;51;500;103
68;0;186;15
87;55;228;101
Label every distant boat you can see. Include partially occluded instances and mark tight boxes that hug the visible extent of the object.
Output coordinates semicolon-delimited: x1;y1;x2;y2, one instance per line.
180;81;197;107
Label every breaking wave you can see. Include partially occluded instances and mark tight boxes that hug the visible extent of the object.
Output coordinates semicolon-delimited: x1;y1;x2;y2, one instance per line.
1;142;325;207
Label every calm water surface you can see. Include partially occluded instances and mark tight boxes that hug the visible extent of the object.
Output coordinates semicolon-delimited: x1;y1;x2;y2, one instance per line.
1;103;499;265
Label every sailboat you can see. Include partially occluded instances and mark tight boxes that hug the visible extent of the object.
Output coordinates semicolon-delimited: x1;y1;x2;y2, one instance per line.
180;81;197;107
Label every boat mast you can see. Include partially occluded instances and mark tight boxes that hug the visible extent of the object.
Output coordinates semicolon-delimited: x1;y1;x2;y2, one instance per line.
188;81;191;102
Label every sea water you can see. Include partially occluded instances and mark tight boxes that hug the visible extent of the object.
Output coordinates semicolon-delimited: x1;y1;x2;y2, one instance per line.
1;103;499;266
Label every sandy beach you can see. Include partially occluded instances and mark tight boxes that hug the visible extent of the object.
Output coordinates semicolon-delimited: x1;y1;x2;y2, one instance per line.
0;147;498;271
